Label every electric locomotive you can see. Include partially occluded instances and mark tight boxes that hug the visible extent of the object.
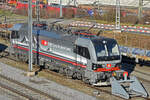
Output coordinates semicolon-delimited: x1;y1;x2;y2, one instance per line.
9;22;148;99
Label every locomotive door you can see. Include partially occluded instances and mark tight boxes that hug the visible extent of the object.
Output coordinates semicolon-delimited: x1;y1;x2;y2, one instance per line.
74;45;87;65
77;53;84;64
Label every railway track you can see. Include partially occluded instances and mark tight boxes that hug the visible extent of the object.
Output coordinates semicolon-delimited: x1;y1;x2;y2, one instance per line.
135;70;150;77
0;76;35;100
44;68;150;100
134;70;150;84
0;52;59;100
0;50;150;100
0;73;57;100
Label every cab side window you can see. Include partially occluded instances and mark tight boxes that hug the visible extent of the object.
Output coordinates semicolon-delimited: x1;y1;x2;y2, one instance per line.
74;45;90;59
11;31;19;39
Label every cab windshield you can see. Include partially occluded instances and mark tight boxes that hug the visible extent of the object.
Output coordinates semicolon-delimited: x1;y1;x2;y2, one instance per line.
93;39;120;61
107;41;120;56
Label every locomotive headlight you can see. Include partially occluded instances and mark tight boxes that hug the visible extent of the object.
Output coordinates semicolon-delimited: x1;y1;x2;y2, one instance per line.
103;40;107;44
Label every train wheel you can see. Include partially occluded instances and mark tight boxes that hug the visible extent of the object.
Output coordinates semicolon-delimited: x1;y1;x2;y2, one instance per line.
72;72;77;79
15;53;19;61
65;68;73;78
48;65;54;70
76;72;82;80
44;63;49;69
59;67;64;74
19;54;24;61
82;77;90;84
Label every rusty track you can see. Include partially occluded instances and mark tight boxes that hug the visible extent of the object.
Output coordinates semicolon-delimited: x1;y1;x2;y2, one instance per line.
0;51;58;99
0;81;34;100
135;70;150;78
0;74;58;100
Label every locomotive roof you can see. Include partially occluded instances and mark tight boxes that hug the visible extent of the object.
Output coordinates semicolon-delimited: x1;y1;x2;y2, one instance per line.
91;36;116;43
9;23;23;31
32;30;62;39
11;23;116;43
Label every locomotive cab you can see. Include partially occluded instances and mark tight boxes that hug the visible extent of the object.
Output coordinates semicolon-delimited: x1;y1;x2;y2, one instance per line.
74;37;121;84
75;37;121;69
92;38;121;70
9;23;23;43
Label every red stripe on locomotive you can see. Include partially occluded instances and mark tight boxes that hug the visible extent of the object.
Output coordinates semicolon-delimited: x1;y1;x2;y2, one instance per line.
14;45;119;72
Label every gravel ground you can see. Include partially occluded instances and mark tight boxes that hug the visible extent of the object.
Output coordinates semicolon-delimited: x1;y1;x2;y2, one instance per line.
0;62;97;100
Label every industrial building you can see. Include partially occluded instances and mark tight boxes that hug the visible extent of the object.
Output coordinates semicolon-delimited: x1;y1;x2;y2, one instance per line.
48;0;150;8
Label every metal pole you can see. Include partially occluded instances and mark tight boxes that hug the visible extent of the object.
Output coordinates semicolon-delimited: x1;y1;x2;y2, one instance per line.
68;0;70;5
138;0;143;21
98;0;100;10
115;0;120;30
74;0;76;6
4;16;6;23
60;0;62;18
36;0;40;22
28;0;33;72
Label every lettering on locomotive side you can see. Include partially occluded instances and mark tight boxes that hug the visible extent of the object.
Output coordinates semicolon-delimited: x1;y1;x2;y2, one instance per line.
49;42;71;51
41;41;71;52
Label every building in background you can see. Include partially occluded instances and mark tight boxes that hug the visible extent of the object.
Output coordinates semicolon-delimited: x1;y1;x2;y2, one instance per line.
47;0;95;6
47;0;150;8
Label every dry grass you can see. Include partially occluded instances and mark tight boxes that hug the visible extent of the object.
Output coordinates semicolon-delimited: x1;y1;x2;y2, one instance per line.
101;31;150;50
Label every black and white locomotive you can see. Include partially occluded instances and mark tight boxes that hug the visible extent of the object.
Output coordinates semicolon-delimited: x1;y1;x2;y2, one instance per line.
9;22;148;99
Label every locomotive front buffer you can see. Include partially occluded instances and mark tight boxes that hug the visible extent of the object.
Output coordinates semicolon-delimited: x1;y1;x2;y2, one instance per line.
110;71;148;99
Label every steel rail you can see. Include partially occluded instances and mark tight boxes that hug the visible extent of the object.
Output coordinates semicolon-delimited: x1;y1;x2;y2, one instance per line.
0;81;35;100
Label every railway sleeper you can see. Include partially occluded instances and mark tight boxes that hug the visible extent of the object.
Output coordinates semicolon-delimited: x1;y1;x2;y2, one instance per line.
59;67;65;74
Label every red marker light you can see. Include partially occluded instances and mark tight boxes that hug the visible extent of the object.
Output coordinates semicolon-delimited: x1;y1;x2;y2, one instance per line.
107;64;111;68
123;71;128;77
41;40;48;46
